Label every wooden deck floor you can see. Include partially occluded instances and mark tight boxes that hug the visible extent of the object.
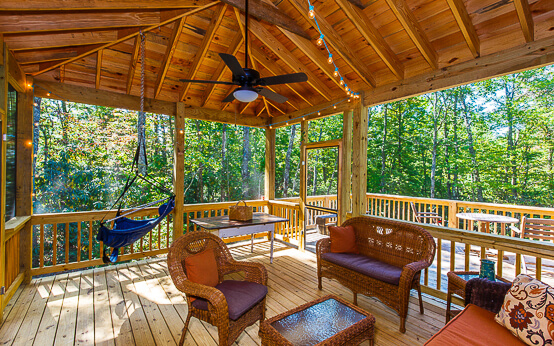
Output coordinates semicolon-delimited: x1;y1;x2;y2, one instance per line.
0;241;446;345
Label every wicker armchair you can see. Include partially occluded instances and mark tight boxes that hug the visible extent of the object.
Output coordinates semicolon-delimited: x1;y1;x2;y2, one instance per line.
167;231;268;346
317;216;436;333
465;278;512;313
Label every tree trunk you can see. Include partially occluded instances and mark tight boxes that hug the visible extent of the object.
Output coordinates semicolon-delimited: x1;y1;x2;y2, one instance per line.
283;124;296;197
430;93;441;199
195;120;203;203
505;82;518;200
380;107;388;192
241;127;251;199
33;98;41;169
462;97;483;202
221;124;227;202
137;110;147;174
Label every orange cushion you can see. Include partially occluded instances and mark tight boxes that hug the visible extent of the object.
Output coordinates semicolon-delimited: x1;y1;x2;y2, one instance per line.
185;248;219;288
329;225;358;254
424;304;524;346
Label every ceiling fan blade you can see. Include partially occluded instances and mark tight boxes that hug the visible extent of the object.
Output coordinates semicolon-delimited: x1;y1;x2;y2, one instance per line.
222;91;236;102
257;88;288;103
219;53;246;77
179;79;236;85
257;72;308;86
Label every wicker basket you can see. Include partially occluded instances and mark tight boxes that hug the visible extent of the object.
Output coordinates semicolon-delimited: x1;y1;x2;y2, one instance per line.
229;200;253;221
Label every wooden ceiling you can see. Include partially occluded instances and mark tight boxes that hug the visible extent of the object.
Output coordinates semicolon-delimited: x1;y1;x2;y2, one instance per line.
2;0;554;125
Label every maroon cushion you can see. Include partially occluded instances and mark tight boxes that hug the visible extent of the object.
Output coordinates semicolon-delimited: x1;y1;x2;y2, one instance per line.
191;280;268;320
321;252;403;285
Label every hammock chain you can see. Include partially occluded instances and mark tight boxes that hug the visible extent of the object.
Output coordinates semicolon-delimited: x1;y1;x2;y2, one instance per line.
140;29;145;116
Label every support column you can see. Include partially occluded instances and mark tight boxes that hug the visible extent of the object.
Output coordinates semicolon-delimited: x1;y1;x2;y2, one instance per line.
352;97;368;216
340;110;353;224
299;121;308;250
17;76;32;283
0;40;7;323
173;103;185;240
264;128;276;201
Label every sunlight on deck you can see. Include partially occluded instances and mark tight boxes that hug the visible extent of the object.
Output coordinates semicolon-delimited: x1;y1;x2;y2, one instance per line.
1;241;445;345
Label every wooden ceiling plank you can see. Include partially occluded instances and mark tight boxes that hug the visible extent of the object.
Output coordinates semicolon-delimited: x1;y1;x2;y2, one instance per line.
33;79;268;127
32;2;219;77
514;0;534;42
179;4;227;101
4;30;118;51
266;100;286;115
335;0;404;80
0;0;212;10
126;36;140;94
287;0;376;89
245;16;334;101
446;0;480;58
13;45;103;64
154;18;186;98
201;31;243;107
95;50;102;89
383;0;438;69
271;96;349;127
220;0;310;39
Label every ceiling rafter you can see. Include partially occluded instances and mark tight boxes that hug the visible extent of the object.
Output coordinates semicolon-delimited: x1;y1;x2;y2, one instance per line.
0;0;213;10
95;50;102;89
287;0;377;88
446;0;480;58
335;0;404;80
201;32;243;107
383;0;438;69
154;17;186;99
514;0;534;42
219;0;310;39
31;2;219;77
244;14;334;101
126;36;140;94
179;4;227;101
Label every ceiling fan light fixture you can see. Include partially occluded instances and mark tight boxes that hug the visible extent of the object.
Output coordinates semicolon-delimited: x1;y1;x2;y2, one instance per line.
233;87;258;102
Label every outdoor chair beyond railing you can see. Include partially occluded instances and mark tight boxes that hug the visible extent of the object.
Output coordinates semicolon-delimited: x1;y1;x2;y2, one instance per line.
167;232;268;346
410;202;443;225
316;216;436;333
513;216;554;273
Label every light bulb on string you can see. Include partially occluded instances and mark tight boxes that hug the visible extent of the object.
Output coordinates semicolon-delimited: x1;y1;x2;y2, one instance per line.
327;54;333;64
316;34;324;46
333;68;339;77
318;111;321;115
308;5;315;19
344;84;349;92
302;117;306;121
333;105;337;109
340;78;344;86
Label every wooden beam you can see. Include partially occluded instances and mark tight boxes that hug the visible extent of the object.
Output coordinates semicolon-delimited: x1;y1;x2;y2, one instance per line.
446;0;480;58
7;51;26;92
200;31;243;107
298;120;308;250
126;36;140;94
33;80;268;127
0;43;7;322
340;109;352;224
271;96;351;128
383;0;438;69
0;0;212;10
155;17;186;99
219;0;310;39
173;103;185;239
95;50;102;89
264;128;276;200
351;96;367;216
0;10;191;34
179;5;227;101
287;0;377;88
362;35;554;108
32;2;219;76
4;30;118;51
246;16;334;101
514;0;534;42
335;0;404;80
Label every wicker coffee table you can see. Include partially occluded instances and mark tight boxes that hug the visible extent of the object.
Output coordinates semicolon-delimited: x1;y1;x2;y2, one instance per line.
259;295;375;346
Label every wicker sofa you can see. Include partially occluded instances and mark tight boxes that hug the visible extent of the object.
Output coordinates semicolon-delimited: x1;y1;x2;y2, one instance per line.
316;216;436;333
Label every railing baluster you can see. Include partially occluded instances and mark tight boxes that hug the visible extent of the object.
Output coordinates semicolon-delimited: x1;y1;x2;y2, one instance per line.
465;244;470;270
89;221;93;260
77;222;81;262
65;223;69;264
40;224;44;268
497;250;503;277
516;254;522;276
437;239;442;290
53;224;57;266
537;257;542;280
450;241;455;272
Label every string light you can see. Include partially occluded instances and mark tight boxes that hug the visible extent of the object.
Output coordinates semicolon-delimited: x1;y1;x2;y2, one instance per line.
333;105;337;109
33;103;38;107
308;5;315;19
327;53;333;64
266;97;349;128
318;111;321;115
316;34;324;46
333;68;339;77
340;78;344;86
302;117;306;121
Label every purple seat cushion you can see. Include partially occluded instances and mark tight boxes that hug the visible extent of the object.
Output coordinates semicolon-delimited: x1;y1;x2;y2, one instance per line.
191;280;268;320
321;252;403;285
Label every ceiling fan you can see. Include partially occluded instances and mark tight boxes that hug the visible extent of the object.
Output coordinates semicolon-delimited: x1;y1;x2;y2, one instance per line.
179;0;308;103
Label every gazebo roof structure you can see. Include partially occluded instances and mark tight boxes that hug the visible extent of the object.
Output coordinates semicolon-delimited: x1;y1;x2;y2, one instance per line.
2;0;554;127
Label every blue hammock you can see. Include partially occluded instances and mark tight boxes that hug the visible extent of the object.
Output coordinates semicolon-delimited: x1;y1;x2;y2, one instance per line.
97;196;175;263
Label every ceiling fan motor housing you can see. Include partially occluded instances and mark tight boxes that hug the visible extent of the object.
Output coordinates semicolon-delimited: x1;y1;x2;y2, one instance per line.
233;68;261;86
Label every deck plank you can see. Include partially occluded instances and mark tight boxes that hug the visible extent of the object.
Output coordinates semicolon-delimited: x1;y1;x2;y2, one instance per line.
2;242;446;345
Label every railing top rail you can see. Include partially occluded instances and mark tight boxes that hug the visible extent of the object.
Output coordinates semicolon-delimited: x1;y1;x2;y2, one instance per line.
366;193;452;205
268;200;300;207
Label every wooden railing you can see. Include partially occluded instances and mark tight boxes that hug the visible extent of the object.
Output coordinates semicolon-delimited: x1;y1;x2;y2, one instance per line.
2;216;31;311
269;200;302;243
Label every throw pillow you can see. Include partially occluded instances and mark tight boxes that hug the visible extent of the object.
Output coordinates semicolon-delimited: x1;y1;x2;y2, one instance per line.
495;274;554;345
185;248;219;287
329;225;359;253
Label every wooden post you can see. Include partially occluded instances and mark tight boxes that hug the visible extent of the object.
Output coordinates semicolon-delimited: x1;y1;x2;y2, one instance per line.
0;41;7;324
17;75;32;283
264;128;276;201
298;121;308;250
340;110;353;224
448;200;458;228
173;103;185;240
351;96;368;216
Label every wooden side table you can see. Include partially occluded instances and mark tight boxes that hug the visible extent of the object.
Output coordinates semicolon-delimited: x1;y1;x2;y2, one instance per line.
446;271;510;323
